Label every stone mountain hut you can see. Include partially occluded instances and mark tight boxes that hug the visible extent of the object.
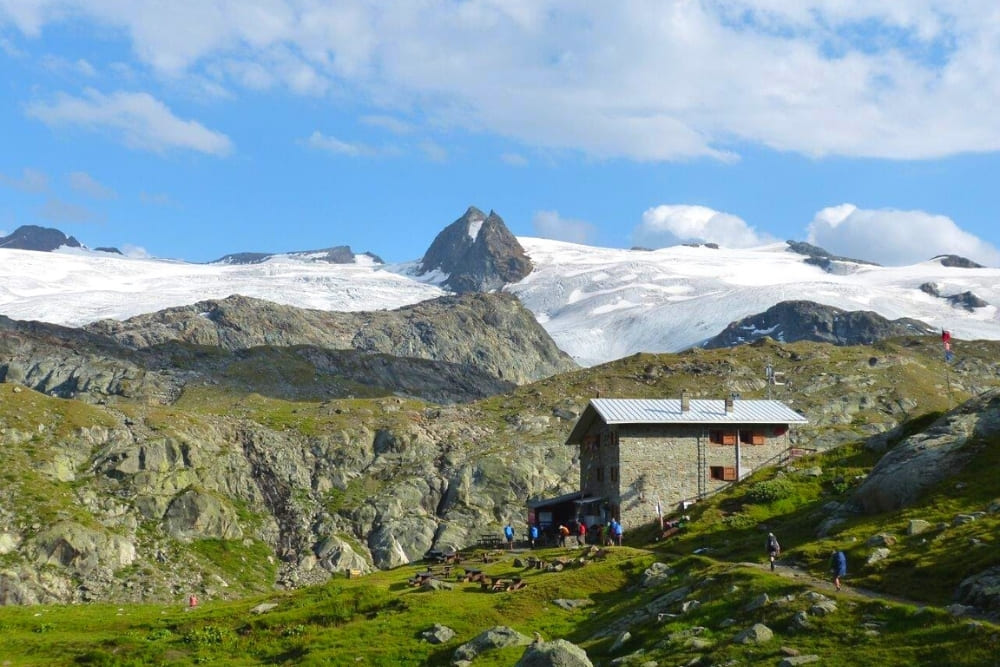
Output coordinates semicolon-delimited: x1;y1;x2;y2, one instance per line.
531;392;807;531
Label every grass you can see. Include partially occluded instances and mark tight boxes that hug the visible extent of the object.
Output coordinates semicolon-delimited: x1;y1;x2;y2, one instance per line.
3;336;1000;663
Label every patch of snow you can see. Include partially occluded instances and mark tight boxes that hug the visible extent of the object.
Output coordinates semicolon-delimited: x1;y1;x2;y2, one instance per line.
4;235;1000;367
468;219;483;243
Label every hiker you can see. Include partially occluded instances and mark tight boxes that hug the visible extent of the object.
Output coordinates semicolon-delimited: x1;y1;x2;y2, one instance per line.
830;549;847;591
766;532;781;571
558;524;570;547
577;520;587;546
529;523;539;549
504;522;515;550
611;518;623;546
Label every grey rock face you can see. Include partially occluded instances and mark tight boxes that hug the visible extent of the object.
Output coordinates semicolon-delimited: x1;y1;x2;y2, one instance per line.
0;225;81;252
703;300;934;349
419;207;533;293
853;390;1000;513
212;245;383;265
933;255;984;269
86;292;575;386
516;639;594;667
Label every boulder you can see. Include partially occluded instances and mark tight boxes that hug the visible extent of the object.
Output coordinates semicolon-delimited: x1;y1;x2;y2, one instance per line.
907;519;932;536
955;566;1000;613
422;624;456;644
610;631;631;652
779;657;821;666
32;521;136;576
853;391;1000;513
866;548;891;566
553;599;594;611
810;601;838;616
162;489;243;542
453;626;532;663
515;639;593;667
641;562;673;587
734;623;773;644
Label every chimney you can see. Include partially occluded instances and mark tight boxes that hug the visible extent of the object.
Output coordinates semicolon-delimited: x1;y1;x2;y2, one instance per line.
725;395;735;413
680;389;690;412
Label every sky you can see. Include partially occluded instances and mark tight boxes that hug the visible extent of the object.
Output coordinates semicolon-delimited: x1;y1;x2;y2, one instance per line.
2;1;1000;266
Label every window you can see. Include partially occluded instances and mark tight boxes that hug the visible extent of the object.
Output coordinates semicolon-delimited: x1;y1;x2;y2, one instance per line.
610;467;618;482
740;430;765;445
596;468;604;482
709;430;737;445
710;466;737;481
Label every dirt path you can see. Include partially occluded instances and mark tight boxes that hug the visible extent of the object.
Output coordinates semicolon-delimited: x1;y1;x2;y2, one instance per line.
738;559;936;608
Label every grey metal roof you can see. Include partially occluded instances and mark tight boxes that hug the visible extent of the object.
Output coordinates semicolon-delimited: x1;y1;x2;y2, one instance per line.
590;397;808;425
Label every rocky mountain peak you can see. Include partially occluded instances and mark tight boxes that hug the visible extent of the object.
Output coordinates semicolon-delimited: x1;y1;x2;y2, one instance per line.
419;207;533;293
702;299;936;348
933;254;984;269
0;225;82;252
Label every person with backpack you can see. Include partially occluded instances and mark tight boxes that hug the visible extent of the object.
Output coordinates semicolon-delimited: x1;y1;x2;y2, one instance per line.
504;522;515;550
528;523;539;549
611;518;623;546
766;532;781;571
830;550;847;591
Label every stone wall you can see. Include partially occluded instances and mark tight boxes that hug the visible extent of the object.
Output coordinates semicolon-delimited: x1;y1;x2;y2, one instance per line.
578;422;790;529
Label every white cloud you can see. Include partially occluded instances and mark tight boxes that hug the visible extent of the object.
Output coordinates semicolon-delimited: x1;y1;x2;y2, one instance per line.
41;54;96;77
635;205;774;249
807;204;1000;267
140;191;173;206
0;167;48;193
121;243;150;258
26;88;233;156
7;2;1000;160
303;130;377;157
361;114;413;135
39;197;100;223
500;152;528;167
419;140;448;163
69;171;116;199
532;210;598;245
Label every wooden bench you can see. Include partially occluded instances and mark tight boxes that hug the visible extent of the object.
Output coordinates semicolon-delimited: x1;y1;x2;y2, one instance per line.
459;568;484;583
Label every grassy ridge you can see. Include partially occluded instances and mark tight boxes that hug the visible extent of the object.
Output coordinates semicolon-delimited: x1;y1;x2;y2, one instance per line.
2;408;998;665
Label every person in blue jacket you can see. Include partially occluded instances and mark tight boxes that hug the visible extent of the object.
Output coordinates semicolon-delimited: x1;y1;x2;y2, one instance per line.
830;550;847;591
504;522;515;550
528;523;539;549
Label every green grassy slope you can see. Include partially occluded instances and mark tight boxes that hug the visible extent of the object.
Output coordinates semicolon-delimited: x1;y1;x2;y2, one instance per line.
2;407;997;666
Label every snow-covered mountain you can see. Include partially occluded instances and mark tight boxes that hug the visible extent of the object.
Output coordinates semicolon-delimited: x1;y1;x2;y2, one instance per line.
2;239;998;366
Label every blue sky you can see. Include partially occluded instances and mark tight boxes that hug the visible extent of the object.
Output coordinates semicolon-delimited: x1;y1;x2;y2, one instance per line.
2;1;1000;266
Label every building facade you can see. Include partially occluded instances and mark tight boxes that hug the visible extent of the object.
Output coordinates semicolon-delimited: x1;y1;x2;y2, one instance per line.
564;393;807;529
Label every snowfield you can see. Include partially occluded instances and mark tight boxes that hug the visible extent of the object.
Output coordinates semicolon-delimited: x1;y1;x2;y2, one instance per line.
2;239;999;367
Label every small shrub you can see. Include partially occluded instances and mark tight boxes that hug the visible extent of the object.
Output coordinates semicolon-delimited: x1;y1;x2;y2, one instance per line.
746;478;794;504
722;513;755;530
184;625;228;646
281;624;307;638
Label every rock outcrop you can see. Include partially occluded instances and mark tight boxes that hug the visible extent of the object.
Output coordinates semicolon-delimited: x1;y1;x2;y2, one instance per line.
785;241;879;273
853;390;1000;513
419;207;533;293
703;300;935;349
86;292;575;385
0;225;81;252
933;255;984;269
212;245;383;265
